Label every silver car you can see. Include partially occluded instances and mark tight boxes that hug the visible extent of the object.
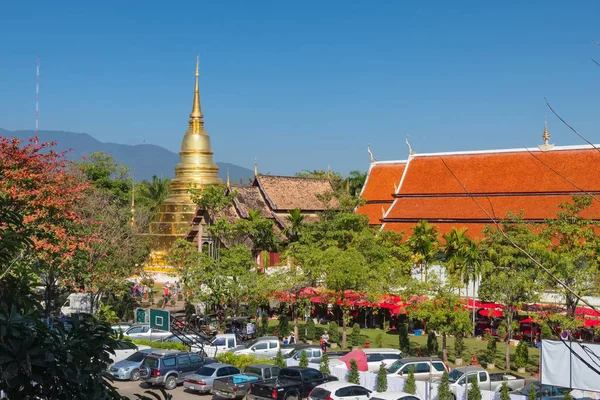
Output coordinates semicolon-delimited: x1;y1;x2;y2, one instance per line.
183;363;241;394
109;348;155;381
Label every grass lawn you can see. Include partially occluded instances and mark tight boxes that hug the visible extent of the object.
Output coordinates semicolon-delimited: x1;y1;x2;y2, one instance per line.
271;319;540;376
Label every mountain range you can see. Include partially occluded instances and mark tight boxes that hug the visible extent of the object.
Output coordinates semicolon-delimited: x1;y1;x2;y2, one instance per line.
0;128;254;182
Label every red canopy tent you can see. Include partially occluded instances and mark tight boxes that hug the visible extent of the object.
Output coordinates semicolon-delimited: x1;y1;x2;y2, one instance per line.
519;317;534;323
338;349;368;371
479;309;503;318
576;307;600;317
584;319;600;327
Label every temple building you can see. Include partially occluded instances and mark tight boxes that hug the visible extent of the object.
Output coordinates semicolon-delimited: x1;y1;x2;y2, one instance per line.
185;167;337;266
148;58;222;264
357;125;600;238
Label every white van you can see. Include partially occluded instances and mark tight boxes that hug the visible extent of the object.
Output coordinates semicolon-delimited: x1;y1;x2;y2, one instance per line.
61;293;93;316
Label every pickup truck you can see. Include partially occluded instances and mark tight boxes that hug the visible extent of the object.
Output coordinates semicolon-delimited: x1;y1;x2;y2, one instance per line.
444;367;526;397
248;367;338;400
212;364;281;399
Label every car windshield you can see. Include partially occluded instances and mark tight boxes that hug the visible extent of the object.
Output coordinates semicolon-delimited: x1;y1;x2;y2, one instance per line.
387;360;406;373
195;366;216;376
448;369;464;383
126;351;148;362
244;339;259;348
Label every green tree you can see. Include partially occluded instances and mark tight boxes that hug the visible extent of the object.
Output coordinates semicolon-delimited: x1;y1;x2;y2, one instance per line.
284;208;304;244
299;350;309;367
80;152;130;204
328;321;340;344
437;371;452;400
376;332;384;348
528;383;537;400
138;175;170;212
403;365;416;394
500;381;511;400
455;331;464;361
479;217;544;370
319;353;331;374
563;392;574;400
306;317;316;341
376;362;388;392
542;196;600;317
347;359;360;384
278;313;291;338
468;375;482;400
441;227;469;296
351;323;361;347
486;336;497;365
515;341;529;369
347;170;368;197
462;238;484;336
399;323;410;354
275;348;286;369
427;331;439;356
408;220;439;282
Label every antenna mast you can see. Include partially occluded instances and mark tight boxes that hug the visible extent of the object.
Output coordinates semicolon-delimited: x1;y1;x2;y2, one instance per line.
35;57;40;136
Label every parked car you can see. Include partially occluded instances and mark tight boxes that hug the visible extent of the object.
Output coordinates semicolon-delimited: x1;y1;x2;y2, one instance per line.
139;350;216;390
233;337;282;359
202;333;239;356
248;367;338;400
111;323;132;334
108;348;155;381
308;382;372;400
370;392;421;400
444;367;526;395
61;293;93;316
183;363;241;394
285;346;349;364
514;381;571;400
112;342;150;364
212;363;281;399
387;357;449;381
124;324;171;341
362;348;402;371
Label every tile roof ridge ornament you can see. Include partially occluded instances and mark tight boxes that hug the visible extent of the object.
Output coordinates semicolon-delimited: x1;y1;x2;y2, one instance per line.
406;135;415;156
538;117;555;152
368;144;376;163
254;158;258;177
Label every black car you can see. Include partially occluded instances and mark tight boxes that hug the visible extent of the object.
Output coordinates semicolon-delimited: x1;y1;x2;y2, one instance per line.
139;350;217;390
248;367;338;400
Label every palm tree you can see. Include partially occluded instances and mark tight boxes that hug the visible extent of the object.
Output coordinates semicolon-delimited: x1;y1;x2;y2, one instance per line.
441;227;469;297
247;209;278;268
347;170;367;197
408;220;439;282
462;238;483;337
139;175;170;211
284;208;304;244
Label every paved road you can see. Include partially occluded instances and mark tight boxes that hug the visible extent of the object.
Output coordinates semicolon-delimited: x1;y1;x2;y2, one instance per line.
113;380;215;400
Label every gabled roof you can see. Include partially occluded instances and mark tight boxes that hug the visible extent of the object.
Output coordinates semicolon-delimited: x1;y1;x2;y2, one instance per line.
231;186;272;219
373;144;600;238
356;161;407;225
254;175;337;211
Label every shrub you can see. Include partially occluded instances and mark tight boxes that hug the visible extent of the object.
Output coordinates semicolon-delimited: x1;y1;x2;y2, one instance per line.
455;331;464;359
347;359;360;384
541;322;553;339
486;335;497;364
177;293;183;301
306;318;316;341
275;348;286;369
157;299;164;308
299;350;309;367
351;323;361;347
278;314;290;338
215;352;275;370
528;383;537;400
376;362;388;392
499;382;510;400
563;392;574;400
427;331;438;355
319;353;330;375
328;321;340;344
399;323;410;354
261;313;269;336
437;371;451;400
170;299;175;306
403;365;416;394
467;375;482;400
375;332;383;348
126;338;189;351
515;341;529;368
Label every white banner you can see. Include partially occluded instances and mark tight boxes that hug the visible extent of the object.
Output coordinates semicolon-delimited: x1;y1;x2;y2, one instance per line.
541;339;600;392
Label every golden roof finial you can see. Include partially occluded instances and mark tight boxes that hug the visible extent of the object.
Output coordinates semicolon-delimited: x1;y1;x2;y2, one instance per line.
538;115;555;152
226;169;231;189
254;158;258;177
367;144;376;163
130;179;136;227
406;135;415;156
190;55;203;120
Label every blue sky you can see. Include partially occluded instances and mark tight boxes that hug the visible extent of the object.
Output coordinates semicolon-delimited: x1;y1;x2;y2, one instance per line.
1;1;599;175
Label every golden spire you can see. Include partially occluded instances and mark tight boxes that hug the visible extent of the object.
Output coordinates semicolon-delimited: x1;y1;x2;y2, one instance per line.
538;116;555;152
190;55;204;122
254;158;258;177
226;169;231;189
130;179;136;227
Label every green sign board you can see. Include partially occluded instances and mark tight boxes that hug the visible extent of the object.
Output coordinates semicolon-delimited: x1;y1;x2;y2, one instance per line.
149;309;170;331
135;308;148;324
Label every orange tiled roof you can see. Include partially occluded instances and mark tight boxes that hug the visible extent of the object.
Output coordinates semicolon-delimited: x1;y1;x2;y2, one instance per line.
369;145;600;237
356;203;392;225
255;175;337;211
356;161;407;225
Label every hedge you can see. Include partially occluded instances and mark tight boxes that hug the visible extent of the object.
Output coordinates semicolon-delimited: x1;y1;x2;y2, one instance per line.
124;337;190;351
215;352;275;370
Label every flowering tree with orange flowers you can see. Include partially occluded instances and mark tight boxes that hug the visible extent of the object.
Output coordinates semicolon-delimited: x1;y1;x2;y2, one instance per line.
0;136;92;315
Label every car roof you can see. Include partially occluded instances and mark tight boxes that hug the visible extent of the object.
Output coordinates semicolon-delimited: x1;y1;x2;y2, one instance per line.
316;381;368;391
361;348;402;354
450;366;484;373
248;363;278;368
371;392;421;400
203;363;233;368
149;350;181;357
398;357;444;363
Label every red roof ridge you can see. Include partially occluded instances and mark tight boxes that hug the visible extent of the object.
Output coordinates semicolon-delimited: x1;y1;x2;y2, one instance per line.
412;144;600;158
257;174;331;182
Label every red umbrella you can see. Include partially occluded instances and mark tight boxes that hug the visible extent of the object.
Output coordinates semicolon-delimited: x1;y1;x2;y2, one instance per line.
584;319;600;327
576;307;600;317
520;317;534;323
479;309;503;318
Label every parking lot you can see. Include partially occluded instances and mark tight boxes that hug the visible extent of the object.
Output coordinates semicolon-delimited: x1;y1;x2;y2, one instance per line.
113;380;215;400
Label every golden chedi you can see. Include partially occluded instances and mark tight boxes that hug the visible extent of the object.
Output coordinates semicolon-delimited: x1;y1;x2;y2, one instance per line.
148;57;221;263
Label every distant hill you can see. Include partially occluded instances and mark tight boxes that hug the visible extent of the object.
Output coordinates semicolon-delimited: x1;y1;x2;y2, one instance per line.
0;128;253;182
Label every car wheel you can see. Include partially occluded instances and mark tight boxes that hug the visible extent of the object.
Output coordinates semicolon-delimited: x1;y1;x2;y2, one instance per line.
451;394;456;400
286;394;298;400
130;369;140;381
164;376;177;390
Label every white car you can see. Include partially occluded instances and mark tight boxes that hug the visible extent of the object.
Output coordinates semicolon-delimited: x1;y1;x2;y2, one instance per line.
371;392;421;400
124;325;171;341
112;342;151;364
309;382;372;400
362;348;402;371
